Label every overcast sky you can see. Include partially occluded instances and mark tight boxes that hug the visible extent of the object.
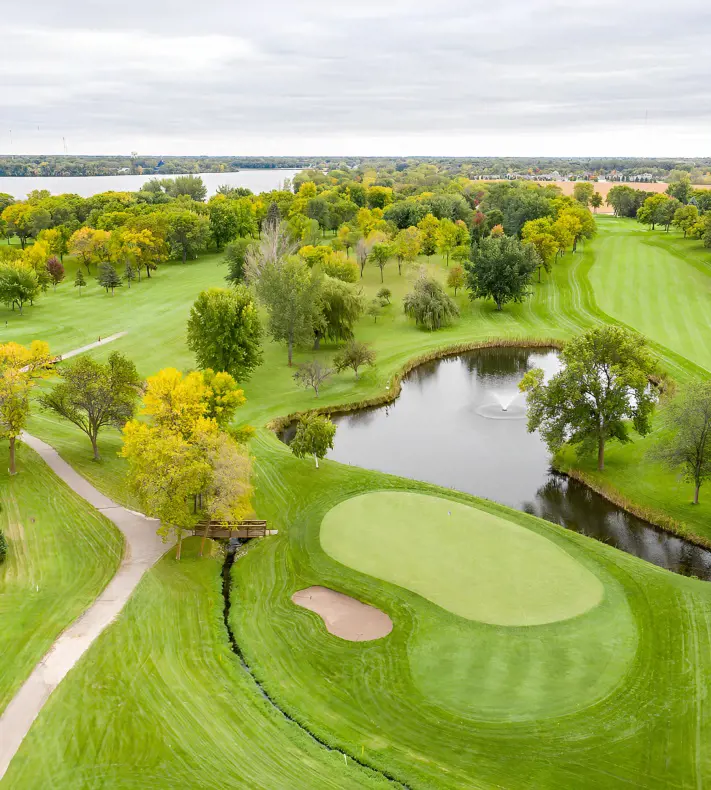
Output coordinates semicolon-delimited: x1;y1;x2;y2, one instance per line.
3;0;711;157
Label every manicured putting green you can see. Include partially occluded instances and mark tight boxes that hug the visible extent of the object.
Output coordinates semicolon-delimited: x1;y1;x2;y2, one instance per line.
320;492;603;626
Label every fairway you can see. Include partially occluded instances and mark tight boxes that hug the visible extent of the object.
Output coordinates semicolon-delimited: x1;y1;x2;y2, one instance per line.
589;220;711;371
320;491;603;625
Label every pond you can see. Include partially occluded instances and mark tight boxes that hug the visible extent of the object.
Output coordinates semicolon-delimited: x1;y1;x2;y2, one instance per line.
0;169;302;201
295;347;711;580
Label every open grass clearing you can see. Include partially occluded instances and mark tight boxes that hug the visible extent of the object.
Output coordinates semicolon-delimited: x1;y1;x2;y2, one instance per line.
321;491;604;626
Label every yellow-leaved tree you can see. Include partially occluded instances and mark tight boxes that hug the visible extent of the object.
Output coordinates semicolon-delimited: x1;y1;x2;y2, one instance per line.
121;367;252;558
0;341;53;474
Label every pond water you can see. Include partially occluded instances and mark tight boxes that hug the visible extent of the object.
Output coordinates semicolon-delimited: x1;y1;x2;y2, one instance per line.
304;347;711;580
0;169;302;201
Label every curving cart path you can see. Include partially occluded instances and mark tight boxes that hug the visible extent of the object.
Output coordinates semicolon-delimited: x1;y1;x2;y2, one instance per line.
0;339;171;780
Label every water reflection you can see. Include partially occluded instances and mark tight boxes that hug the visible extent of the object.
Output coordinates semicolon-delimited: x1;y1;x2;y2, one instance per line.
309;347;711;580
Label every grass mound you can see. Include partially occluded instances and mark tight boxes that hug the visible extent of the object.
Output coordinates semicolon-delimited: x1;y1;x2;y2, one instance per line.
320;491;604;626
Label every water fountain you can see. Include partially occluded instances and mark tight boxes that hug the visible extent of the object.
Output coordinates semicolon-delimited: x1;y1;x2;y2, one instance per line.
476;390;526;420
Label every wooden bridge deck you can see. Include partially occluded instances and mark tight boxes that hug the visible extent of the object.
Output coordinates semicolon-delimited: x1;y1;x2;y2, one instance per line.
191;519;277;540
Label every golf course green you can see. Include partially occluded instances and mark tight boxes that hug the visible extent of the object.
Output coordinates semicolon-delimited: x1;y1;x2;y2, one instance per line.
320;491;603;625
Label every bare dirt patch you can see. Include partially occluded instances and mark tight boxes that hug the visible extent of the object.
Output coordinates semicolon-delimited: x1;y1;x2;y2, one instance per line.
291;586;393;641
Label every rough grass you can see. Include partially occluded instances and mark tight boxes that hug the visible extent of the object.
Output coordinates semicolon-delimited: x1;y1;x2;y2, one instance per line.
0;443;123;713
320;491;604;625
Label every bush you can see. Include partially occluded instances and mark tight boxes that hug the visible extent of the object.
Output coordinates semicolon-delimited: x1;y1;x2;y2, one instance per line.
321;254;358;283
0;529;7;565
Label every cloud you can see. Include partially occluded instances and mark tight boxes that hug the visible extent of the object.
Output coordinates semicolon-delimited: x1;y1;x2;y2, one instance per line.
2;0;711;156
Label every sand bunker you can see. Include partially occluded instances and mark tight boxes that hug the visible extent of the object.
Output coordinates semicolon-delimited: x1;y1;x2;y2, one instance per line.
291;586;393;641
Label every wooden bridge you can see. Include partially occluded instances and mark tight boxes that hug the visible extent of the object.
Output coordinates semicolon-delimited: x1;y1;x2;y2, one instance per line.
191;519;277;540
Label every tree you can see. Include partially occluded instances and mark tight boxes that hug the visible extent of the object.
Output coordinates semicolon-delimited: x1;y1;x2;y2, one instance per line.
115;227;167;280
201;368;246;427
1;203;50;249
224;238;253;284
590;192;603;212
167;211;210;263
208;195;240;249
435;218;460;266
254;257;321;365
520;326;657;471
167;175;207;202
367;299;382;323
186;287;263;381
666;173;693;205
141;368;210;438
652;382;711;505
403;275;459;330
39;227;70;261
40;352;142;461
265;201;281;231
573;182;594;207
446;265;465;295
293;360;334;397
392;226;422;274
417;213;440;257
369;242;392;283
673;204;699;238
313;276;364;349
46;256;65;290
465;236;537;311
199;431;253;556
74;268;87;294
97;261;122;295
68;227;111;272
123;259;136;288
334;340;376;379
637;193;674;231
0;345;51;475
355;236;373;278
290;413;336;468
0;262;40;314
521;218;557;281
377;286;391;304
121;421;211;559
321;253;358;283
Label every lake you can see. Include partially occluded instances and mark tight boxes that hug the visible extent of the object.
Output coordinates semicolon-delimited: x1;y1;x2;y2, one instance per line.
286;346;711;580
0;169;303;200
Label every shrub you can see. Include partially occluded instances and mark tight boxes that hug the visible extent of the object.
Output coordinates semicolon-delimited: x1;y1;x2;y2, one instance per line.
321;254;358;283
0;529;7;565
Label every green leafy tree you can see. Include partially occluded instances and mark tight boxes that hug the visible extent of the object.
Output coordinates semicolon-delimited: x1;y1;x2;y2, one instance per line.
290;413;336;468
186;287;263;381
334;340;376;379
436;218;460;266
465;236;537;311
40;352;142;461
417;213;440;257
224;238;254;284
367;299;382;323
403;275;459;330
651;381;711;505
369;242;392;283
520;326;657;470
167;175;207;201
590;192;603;212
255;257;321;366
208;196;240;249
377;286;391;304
0;262;40;314
392;226;422;274
637;193;675;231
446;265;465;295
313;276;364;349
573;182;594;207
167;211;210;263
123;259;136;288
666;173;693;205
673;204;699;237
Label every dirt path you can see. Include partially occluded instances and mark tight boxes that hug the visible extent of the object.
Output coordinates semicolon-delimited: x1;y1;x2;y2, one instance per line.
0;432;171;781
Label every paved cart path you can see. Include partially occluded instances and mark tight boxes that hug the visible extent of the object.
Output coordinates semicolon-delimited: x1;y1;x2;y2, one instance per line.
0;431;170;780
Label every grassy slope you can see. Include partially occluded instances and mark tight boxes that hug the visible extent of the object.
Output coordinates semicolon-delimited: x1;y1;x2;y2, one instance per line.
3;538;388;790
320;491;603;625
0;443;123;712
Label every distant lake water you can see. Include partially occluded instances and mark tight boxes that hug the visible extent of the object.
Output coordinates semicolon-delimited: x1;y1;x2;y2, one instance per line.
0;169;303;200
